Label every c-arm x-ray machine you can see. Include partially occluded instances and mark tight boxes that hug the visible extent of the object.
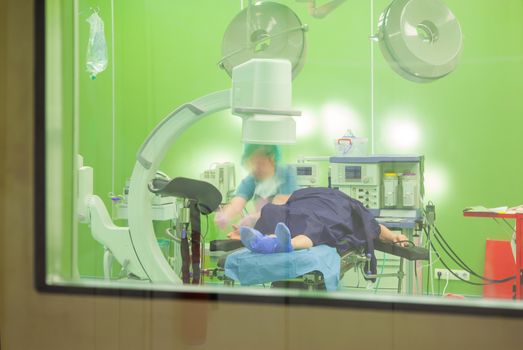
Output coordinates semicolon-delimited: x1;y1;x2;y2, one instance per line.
77;58;300;284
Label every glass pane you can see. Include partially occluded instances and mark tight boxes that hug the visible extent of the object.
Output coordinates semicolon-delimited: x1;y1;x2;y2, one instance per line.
43;0;523;312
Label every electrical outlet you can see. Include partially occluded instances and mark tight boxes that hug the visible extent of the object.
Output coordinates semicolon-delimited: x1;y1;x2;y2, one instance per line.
434;268;470;281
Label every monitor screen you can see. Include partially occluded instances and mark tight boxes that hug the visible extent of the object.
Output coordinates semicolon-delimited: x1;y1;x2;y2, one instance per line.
345;166;361;180
297;166;313;176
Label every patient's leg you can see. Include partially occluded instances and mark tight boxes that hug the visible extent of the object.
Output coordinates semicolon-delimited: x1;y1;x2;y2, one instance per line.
290;235;313;250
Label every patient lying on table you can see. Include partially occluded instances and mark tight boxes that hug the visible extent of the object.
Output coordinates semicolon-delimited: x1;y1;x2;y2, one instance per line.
229;187;408;257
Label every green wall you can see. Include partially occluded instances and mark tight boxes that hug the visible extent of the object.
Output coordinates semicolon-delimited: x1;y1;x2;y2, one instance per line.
57;0;523;296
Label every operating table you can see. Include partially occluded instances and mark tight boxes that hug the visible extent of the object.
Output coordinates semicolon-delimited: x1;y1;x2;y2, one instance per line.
204;238;429;292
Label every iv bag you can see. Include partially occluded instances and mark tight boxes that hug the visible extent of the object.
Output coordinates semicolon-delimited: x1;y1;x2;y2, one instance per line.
86;11;108;80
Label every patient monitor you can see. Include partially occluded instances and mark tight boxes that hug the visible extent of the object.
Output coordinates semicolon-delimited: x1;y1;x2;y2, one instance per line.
291;163;319;187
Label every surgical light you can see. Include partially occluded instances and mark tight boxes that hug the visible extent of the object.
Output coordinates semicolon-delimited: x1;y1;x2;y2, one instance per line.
377;0;463;83
219;1;308;79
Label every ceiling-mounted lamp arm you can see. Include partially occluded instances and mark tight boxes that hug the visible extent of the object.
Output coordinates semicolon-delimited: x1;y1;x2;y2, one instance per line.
297;0;347;19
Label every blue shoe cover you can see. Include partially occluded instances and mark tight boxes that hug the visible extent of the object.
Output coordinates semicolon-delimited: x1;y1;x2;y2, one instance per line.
240;226;278;254
274;222;293;253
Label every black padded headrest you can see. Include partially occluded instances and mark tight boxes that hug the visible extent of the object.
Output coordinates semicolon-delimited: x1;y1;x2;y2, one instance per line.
210;239;244;252
149;177;222;215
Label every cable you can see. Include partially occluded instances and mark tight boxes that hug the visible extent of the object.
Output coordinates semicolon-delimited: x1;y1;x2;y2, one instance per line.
421;224;440;270
421;254;441;269
428;237;487;286
428;227;485;285
437;270;442;295
429;206;516;283
200;215;210;284
374;252;387;293
433;232;474;273
426;229;514;286
501;218;516;234
423;202;437;295
165;227;179;242
423;224;433;295
433;226;478;275
425;225;430;295
442;271;450;296
202;214;210;241
432;227;515;283
499;218;517;242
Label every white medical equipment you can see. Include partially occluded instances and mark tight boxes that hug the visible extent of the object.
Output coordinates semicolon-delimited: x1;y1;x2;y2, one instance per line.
383;173;399;208
401;173;418;207
329;155;423;215
330;155;425;294
232;59;300;144
330;161;381;209
77;155;148;280
376;0;463;83
114;175;179;221
292;163;319;187
200;162;236;204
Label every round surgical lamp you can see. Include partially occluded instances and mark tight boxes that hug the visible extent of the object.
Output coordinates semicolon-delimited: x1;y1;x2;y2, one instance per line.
219;1;308;80
377;0;463;83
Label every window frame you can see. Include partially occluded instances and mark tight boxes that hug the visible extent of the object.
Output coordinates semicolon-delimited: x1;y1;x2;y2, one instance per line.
33;0;523;318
